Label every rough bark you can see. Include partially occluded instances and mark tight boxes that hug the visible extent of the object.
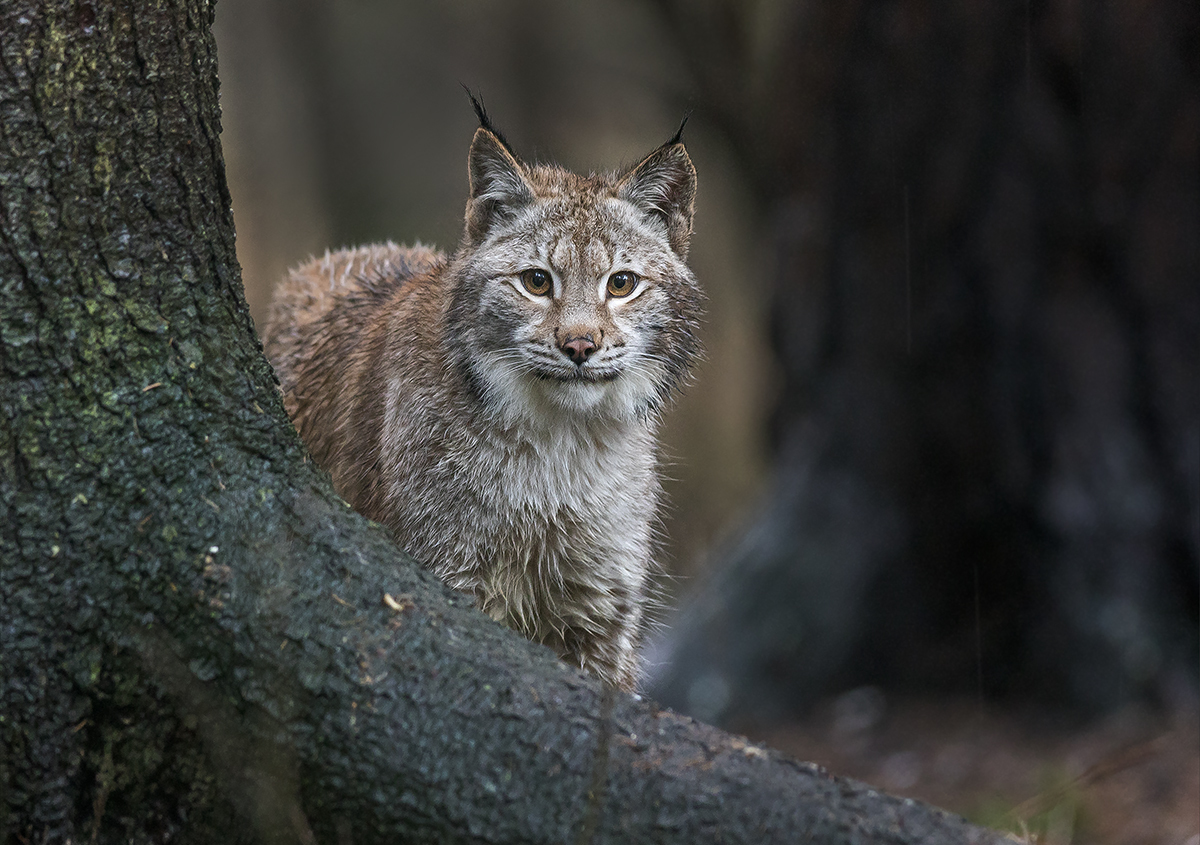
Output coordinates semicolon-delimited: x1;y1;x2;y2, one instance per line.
647;0;1199;723
0;1;1005;842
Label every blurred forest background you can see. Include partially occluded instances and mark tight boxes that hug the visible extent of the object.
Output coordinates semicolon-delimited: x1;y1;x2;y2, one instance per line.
214;1;1197;838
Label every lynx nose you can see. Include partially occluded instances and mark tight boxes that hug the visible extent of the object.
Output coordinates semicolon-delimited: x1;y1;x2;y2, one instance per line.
559;333;598;365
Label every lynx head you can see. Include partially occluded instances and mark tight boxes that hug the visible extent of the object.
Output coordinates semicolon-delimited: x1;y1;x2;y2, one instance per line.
446;105;703;428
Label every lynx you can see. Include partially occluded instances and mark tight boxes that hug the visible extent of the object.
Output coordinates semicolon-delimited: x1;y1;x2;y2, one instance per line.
262;102;702;690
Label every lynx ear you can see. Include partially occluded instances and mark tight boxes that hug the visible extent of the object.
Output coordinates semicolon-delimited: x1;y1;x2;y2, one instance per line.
466;128;535;244
617;141;697;257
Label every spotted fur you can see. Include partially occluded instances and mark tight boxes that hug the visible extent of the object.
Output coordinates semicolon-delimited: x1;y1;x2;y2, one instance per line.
262;123;702;690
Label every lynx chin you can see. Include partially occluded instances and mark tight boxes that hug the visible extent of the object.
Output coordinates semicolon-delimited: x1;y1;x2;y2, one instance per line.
262;102;702;690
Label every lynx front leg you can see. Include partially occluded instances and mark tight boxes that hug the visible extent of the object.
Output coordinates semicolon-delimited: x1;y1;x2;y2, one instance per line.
561;607;644;692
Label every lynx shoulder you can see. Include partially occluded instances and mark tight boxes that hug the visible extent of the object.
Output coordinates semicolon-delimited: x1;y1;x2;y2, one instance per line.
261;107;702;690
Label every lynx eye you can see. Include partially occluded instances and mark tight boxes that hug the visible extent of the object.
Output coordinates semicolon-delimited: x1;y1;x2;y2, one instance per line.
519;268;552;297
606;271;639;298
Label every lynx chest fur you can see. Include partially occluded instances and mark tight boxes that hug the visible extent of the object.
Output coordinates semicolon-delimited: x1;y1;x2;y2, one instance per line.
262;110;701;690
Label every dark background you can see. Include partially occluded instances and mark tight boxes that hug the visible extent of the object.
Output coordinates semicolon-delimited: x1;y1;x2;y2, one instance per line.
215;0;1198;732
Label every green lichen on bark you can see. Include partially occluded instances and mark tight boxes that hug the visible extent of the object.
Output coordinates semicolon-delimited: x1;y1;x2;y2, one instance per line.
0;0;308;837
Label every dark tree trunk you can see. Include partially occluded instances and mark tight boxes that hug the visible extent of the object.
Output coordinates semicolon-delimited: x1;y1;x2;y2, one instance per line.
648;0;1199;724
0;1;1005;842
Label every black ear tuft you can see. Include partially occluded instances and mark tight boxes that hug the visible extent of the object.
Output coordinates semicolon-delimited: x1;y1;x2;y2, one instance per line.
666;111;691;147
462;85;518;159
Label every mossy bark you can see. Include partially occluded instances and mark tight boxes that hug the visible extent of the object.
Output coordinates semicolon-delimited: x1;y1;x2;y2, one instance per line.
0;2;1005;842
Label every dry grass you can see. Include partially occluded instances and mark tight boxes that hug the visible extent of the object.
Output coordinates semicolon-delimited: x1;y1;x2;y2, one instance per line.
753;694;1199;845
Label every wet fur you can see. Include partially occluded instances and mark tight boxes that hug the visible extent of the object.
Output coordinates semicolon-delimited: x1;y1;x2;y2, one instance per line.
262;123;701;690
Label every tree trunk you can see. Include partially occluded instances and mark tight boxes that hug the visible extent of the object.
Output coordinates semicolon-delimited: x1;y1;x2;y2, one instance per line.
0;2;1005;842
647;0;1199;724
